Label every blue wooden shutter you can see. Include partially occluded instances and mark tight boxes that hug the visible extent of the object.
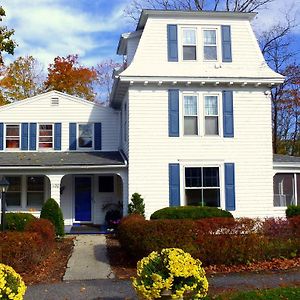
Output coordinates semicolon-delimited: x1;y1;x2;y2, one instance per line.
69;123;77;150
0;123;3;150
21;123;29;150
168;89;179;137
29;123;37;150
54;123;62;150
169;163;180;206
223;90;234;138
225;163;236;211
167;24;178;62
221;25;232;62
94;123;102;150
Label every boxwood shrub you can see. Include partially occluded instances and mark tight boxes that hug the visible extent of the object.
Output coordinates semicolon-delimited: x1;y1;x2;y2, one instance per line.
5;212;36;231
286;205;300;218
150;206;233;220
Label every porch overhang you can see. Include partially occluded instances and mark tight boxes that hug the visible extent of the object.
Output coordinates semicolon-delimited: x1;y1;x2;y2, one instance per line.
273;154;300;171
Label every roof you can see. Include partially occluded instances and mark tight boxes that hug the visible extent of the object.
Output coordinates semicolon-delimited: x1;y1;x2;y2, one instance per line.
137;9;257;30
273;154;300;164
0;152;126;168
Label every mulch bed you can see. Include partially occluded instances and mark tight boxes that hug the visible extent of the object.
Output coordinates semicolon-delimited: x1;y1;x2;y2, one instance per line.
20;237;74;285
106;235;300;280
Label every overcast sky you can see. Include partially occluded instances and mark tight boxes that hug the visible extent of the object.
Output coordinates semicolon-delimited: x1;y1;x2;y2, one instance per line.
1;0;299;68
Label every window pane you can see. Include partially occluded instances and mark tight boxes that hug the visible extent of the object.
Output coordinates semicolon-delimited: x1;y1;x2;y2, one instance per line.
184;116;198;135
185;189;202;206
5;177;21;207
40;125;52;130
205;96;218;115
6;125;19;136
183;46;196;60
184;96;197;115
204;46;217;60
27;176;44;192
6;193;21;206
6;176;21;191
27;192;44;207
205;116;219;135
203;167;219;187
273;173;294;206
79;124;93;148
204;30;216;45
6;139;20;148
99;176;114;193
39;124;52;148
183;29;196;44
203;189;220;207
185;168;202;187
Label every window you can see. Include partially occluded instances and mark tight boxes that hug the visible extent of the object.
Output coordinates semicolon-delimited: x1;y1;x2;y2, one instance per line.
39;124;53;149
184;95;198;135
182;28;197;60
6;125;20;149
204;95;219;135
78;124;93;148
27;176;44;208
185;167;220;207
203;29;217;60
273;173;299;207
5;176;21;207
99;176;114;193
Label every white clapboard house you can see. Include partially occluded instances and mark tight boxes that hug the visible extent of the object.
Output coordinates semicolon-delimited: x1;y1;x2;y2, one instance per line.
0;10;299;226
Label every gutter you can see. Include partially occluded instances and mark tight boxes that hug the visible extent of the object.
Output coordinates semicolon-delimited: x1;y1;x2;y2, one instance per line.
0;164;127;170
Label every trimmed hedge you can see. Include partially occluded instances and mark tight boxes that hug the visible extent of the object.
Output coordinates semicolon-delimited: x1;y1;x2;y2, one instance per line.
5;212;36;231
40;198;65;236
150;206;233;220
118;215;300;266
286;205;300;218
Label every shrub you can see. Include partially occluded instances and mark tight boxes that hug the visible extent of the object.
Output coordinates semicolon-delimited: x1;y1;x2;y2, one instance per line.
0;263;26;300
25;218;56;243
286;205;300;218
150;206;233;220
5;212;36;231
0;231;51;273
128;193;145;217
40;198;65;236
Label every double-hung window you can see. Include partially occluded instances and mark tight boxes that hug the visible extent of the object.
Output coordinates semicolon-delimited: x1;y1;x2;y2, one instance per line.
6;125;20;149
182;28;197;61
203;29;217;60
184;95;198;135
185;167;220;207
5;176;21;207
39;124;53;149
27;176;45;208
204;95;219;135
78;124;93;149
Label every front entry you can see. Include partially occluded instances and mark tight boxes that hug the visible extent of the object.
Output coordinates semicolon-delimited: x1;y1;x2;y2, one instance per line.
75;177;92;222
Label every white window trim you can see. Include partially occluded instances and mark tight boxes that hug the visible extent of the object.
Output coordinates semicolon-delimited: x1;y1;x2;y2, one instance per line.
181;163;224;209
5;123;20;151
202;27;220;62
181;27;198;61
203;93;221;137
77;123;94;150
38;123;54;151
182;93;199;136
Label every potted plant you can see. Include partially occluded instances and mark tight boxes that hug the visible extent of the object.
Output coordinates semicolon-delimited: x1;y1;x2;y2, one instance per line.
132;248;208;300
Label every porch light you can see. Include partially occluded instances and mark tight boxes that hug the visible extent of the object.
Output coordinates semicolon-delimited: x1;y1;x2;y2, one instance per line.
0;177;10;231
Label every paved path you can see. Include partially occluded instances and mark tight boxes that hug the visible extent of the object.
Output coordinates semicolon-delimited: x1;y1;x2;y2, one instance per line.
63;235;114;281
25;269;300;300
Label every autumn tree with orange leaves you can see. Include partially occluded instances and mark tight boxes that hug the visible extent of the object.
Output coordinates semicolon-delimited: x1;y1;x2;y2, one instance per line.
45;54;97;101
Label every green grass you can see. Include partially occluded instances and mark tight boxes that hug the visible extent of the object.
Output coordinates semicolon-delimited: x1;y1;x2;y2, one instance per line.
206;286;300;300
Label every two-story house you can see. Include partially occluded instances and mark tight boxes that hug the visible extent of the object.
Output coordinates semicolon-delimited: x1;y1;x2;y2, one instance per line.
0;10;299;227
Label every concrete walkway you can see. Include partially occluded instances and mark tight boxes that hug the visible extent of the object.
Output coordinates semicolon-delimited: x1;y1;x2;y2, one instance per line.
63;235;114;281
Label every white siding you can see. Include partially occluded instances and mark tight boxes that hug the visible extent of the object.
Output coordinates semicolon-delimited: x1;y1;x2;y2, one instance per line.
0;92;120;151
121;93;129;157
121;16;280;79
127;85;275;218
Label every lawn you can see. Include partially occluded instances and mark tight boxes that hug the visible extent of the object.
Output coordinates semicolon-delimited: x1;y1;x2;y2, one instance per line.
206;286;300;300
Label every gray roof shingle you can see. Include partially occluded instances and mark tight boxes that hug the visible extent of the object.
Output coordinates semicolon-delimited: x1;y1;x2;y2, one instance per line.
273;154;300;164
0;152;126;167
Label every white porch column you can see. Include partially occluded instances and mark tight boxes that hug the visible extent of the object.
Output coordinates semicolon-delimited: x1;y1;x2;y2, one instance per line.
47;174;65;206
120;171;128;216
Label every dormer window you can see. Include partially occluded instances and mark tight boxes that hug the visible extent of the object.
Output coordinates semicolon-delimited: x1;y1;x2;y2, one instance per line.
203;29;217;61
6;124;20;149
182;28;197;61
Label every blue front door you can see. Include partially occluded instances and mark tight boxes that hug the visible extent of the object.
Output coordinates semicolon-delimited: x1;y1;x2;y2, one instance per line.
75;177;92;222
